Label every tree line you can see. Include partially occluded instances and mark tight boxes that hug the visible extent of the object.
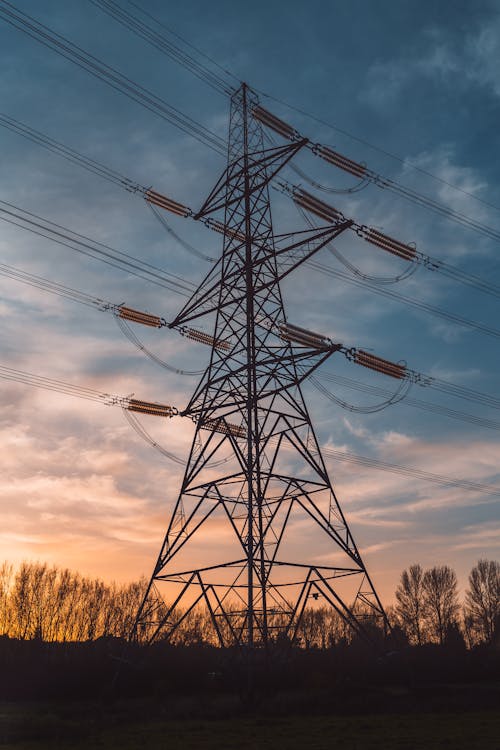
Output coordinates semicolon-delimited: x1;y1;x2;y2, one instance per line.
0;562;146;642
391;560;499;648
0;559;498;648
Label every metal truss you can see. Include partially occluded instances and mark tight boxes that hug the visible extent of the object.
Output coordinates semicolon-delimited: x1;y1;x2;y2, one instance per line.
131;83;389;652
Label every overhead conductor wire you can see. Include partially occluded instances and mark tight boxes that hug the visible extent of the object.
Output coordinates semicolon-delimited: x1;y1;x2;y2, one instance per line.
1;363;500;500
0;0;226;154
2;256;500;433
2;2;500;503
105;0;500;219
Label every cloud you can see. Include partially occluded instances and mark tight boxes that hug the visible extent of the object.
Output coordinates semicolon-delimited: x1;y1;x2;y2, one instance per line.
363;17;500;106
465;22;500;97
451;520;500;551
2;1;500;610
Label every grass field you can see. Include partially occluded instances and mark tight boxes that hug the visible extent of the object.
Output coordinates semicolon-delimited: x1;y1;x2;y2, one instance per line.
1;700;499;750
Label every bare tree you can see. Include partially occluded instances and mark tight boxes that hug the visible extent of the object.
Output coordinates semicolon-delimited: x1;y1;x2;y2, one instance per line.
395;564;425;645
10;562;35;639
422;565;459;645
0;562;13;636
465;559;499;645
319;607;352;648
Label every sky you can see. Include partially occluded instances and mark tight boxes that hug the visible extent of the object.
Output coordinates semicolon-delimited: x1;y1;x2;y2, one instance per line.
1;0;500;604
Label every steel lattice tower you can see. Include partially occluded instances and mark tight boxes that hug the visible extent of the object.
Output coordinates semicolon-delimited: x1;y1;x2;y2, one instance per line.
132;84;389;651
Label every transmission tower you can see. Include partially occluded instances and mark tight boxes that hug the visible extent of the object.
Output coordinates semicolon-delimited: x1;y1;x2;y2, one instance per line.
132;83;389;653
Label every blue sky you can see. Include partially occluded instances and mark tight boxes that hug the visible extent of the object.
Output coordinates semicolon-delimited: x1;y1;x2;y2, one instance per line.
1;0;500;602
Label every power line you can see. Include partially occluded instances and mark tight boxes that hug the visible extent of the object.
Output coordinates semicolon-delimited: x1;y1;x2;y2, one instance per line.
0;111;217;264
147;203;215;263
126;0;240;88
0;0;226;154
0;363;118;404
316;444;500;500
315;371;500;432
96;0;499;218
310;373;412;415
2;362;498;500
0;112;140;191
0;199;196;295
6;109;500;311
256;90;500;216
89;0;234;96
116;316;203;375
0;364;178;420
3;255;500;428
0;260;114;311
306;259;500;341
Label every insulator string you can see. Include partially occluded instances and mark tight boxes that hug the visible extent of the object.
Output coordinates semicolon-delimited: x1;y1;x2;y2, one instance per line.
256;88;500;215
295;202;418;285
1;363;499;497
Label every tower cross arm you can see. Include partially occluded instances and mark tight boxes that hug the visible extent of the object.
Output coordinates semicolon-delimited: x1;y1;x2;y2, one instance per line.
169;220;353;328
272;219;353;281
193;139;308;219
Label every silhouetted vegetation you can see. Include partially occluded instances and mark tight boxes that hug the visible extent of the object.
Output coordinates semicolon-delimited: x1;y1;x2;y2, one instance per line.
392;560;499;647
0;561;146;642
0;558;498;709
2;559;498;649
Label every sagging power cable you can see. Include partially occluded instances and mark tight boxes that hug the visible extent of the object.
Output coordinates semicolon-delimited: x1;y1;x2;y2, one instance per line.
316;370;500;432
0;258;210;376
253;103;500;244
116;316;203;375
2;362;499;499
87;0;500;219
257;88;500;215
310;373;412;414
281;182;500;299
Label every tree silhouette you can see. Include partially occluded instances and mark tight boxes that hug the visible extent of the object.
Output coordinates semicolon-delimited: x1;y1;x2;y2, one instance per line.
395;564;425;645
422;566;459;645
465;559;500;645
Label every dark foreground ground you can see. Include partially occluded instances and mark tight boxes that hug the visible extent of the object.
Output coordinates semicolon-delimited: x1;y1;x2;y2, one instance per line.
1;688;499;750
1;639;499;748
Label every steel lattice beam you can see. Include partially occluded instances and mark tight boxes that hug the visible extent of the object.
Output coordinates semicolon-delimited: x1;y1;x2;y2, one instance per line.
131;83;389;656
